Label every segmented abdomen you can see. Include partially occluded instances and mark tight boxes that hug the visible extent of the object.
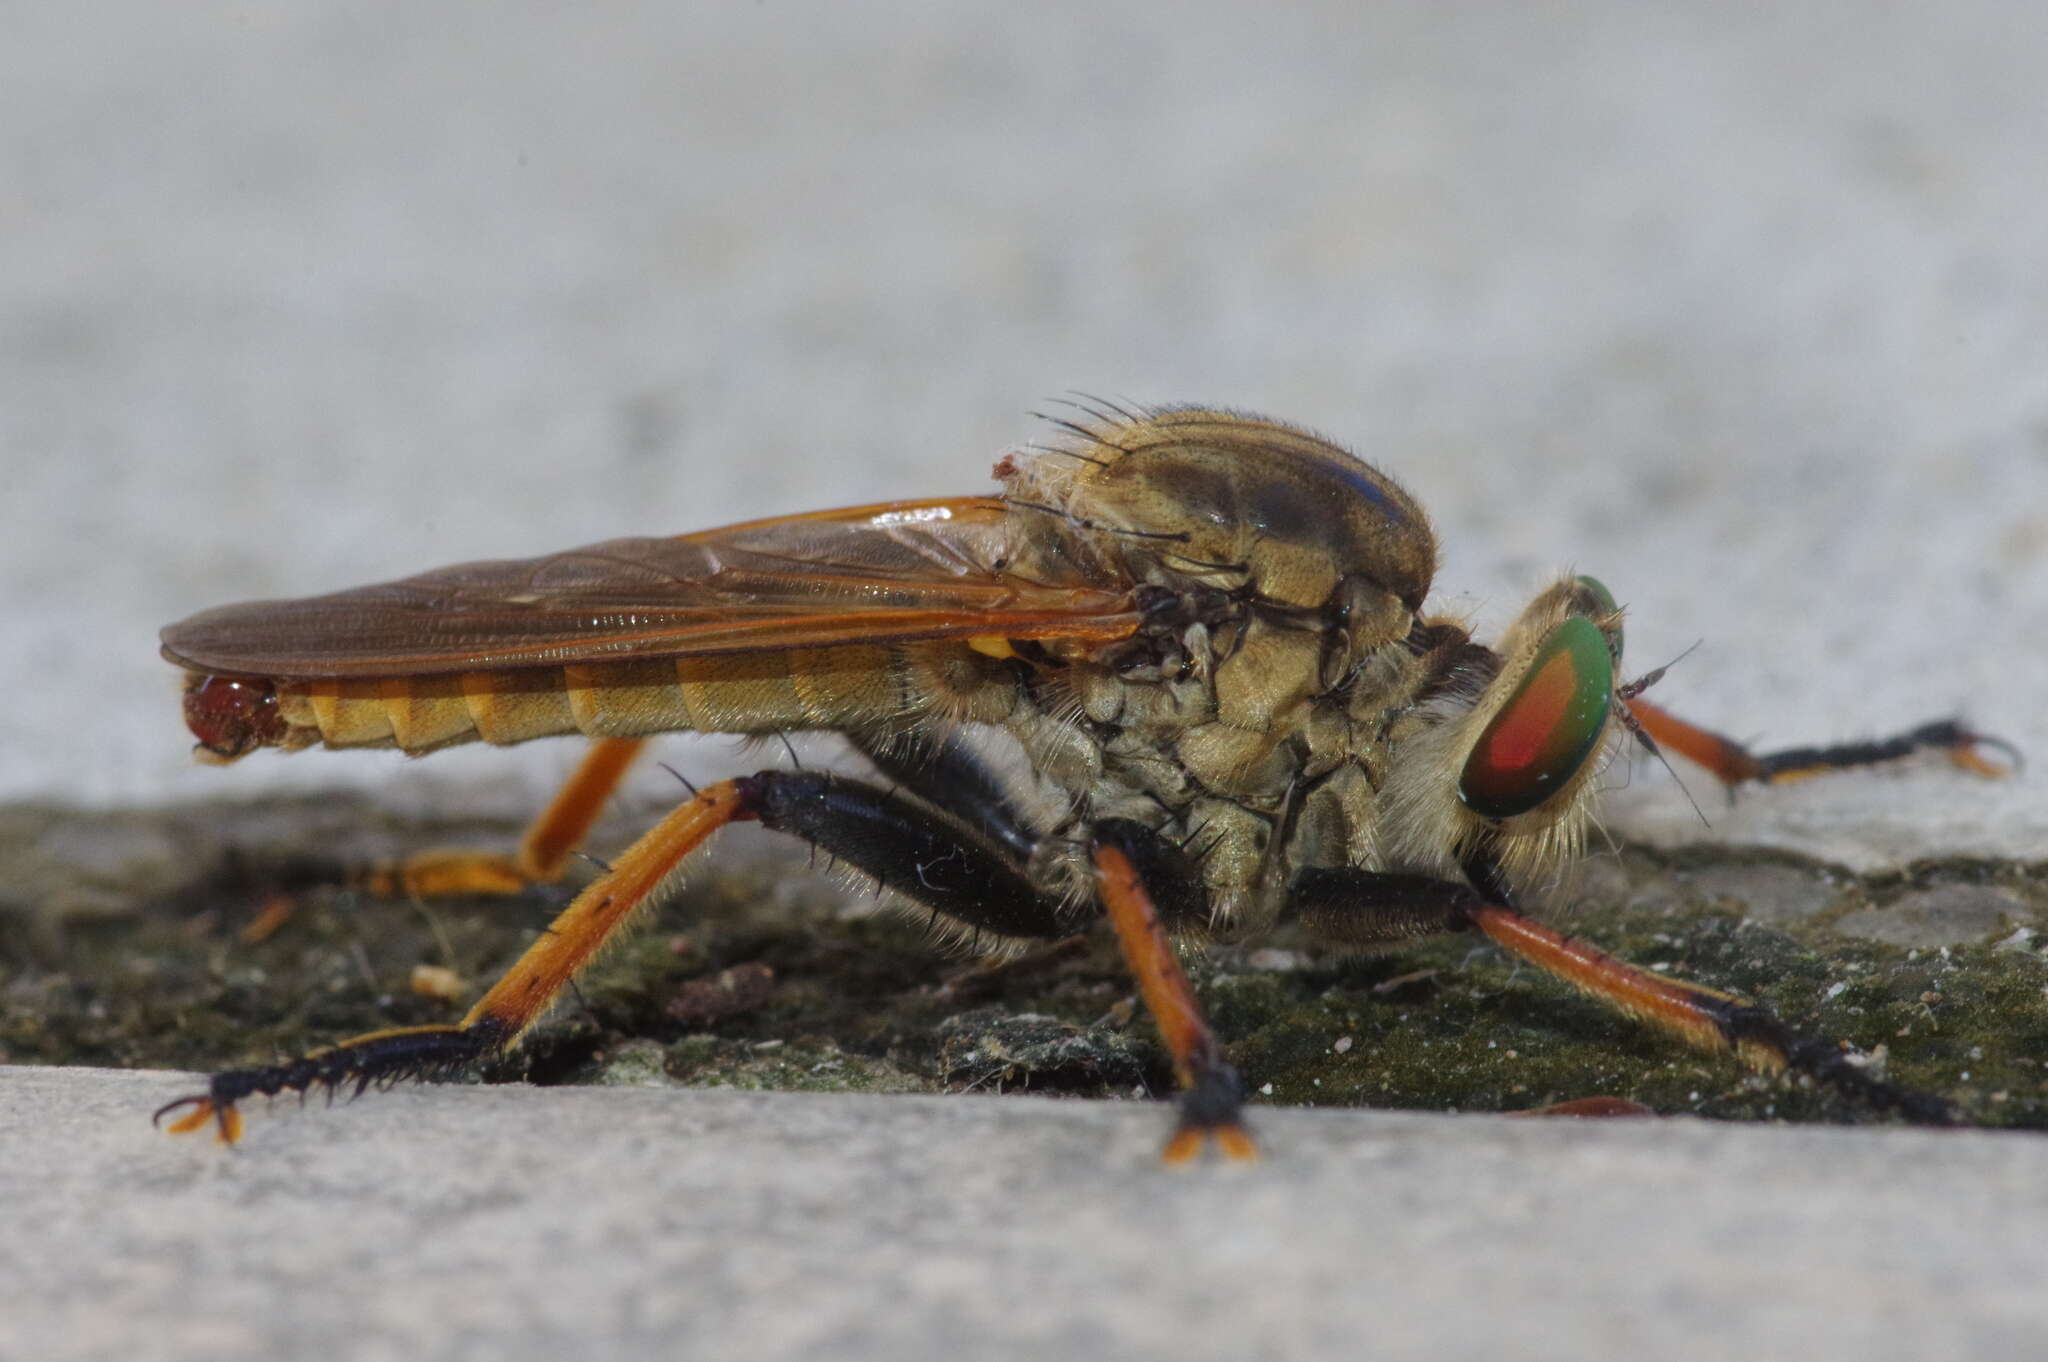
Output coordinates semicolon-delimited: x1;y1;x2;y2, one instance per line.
257;644;1015;754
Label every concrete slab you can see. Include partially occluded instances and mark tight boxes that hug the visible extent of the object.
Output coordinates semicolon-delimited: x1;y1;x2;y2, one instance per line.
4;1067;2045;1362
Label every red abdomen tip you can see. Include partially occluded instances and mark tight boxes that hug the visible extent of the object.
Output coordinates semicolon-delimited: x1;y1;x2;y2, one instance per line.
183;675;285;760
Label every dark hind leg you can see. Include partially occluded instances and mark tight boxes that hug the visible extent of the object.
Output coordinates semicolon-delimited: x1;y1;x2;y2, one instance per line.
850;728;1040;860
157;769;1064;1142
160;767;1264;1161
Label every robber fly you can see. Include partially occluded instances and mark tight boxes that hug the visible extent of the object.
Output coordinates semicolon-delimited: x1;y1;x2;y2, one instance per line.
154;404;2011;1157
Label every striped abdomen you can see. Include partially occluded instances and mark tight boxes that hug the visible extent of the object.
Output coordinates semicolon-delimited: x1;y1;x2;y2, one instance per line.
180;644;1018;761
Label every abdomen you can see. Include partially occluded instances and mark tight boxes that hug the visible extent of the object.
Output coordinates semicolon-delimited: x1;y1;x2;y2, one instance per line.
181;644;1019;760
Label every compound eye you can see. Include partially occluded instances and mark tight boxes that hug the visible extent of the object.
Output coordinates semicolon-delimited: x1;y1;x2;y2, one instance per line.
1459;615;1614;819
1572;574;1622;659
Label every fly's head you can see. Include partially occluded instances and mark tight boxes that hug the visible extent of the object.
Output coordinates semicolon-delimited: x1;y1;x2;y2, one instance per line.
1380;575;1631;900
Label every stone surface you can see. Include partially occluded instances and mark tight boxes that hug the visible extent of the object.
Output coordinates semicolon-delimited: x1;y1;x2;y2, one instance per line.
1835;884;2029;949
4;1067;2047;1362
1672;861;1842;927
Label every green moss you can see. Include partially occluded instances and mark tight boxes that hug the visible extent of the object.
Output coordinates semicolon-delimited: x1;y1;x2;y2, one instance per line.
5;797;2045;1129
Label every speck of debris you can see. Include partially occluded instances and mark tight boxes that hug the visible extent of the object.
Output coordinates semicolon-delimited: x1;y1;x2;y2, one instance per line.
409;964;467;1003
665;961;777;1026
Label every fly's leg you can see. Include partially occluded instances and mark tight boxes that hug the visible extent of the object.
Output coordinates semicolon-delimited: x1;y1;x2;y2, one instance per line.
361;736;648;897
158;769;1064;1143
1624;698;2017;786
737;768;1068;940
785;754;1261;1162
1463;899;1956;1123
197;738;646;946
852;729;1039;861
1291;865;1959;1125
159;773;749;1142
1289;867;1474;947
1090;820;1256;1163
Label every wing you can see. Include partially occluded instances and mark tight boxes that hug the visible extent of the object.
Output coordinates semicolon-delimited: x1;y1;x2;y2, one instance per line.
161;497;1141;678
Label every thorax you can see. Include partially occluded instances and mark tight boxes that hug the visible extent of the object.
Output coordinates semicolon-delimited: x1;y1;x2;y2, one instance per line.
994;593;1428;933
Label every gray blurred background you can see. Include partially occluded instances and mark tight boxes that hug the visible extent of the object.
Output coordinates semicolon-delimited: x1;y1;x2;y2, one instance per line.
7;3;2047;865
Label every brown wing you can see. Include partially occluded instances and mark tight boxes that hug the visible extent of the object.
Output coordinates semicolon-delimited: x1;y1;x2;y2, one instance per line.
161;497;1140;678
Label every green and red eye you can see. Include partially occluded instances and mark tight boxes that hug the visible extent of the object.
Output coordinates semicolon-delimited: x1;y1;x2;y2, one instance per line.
1458;615;1614;819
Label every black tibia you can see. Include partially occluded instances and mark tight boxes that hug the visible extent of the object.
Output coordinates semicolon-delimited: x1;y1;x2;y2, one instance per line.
1288;867;1479;946
1755;720;2018;780
736;769;1066;939
851;729;1039;860
153;1019;511;1130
